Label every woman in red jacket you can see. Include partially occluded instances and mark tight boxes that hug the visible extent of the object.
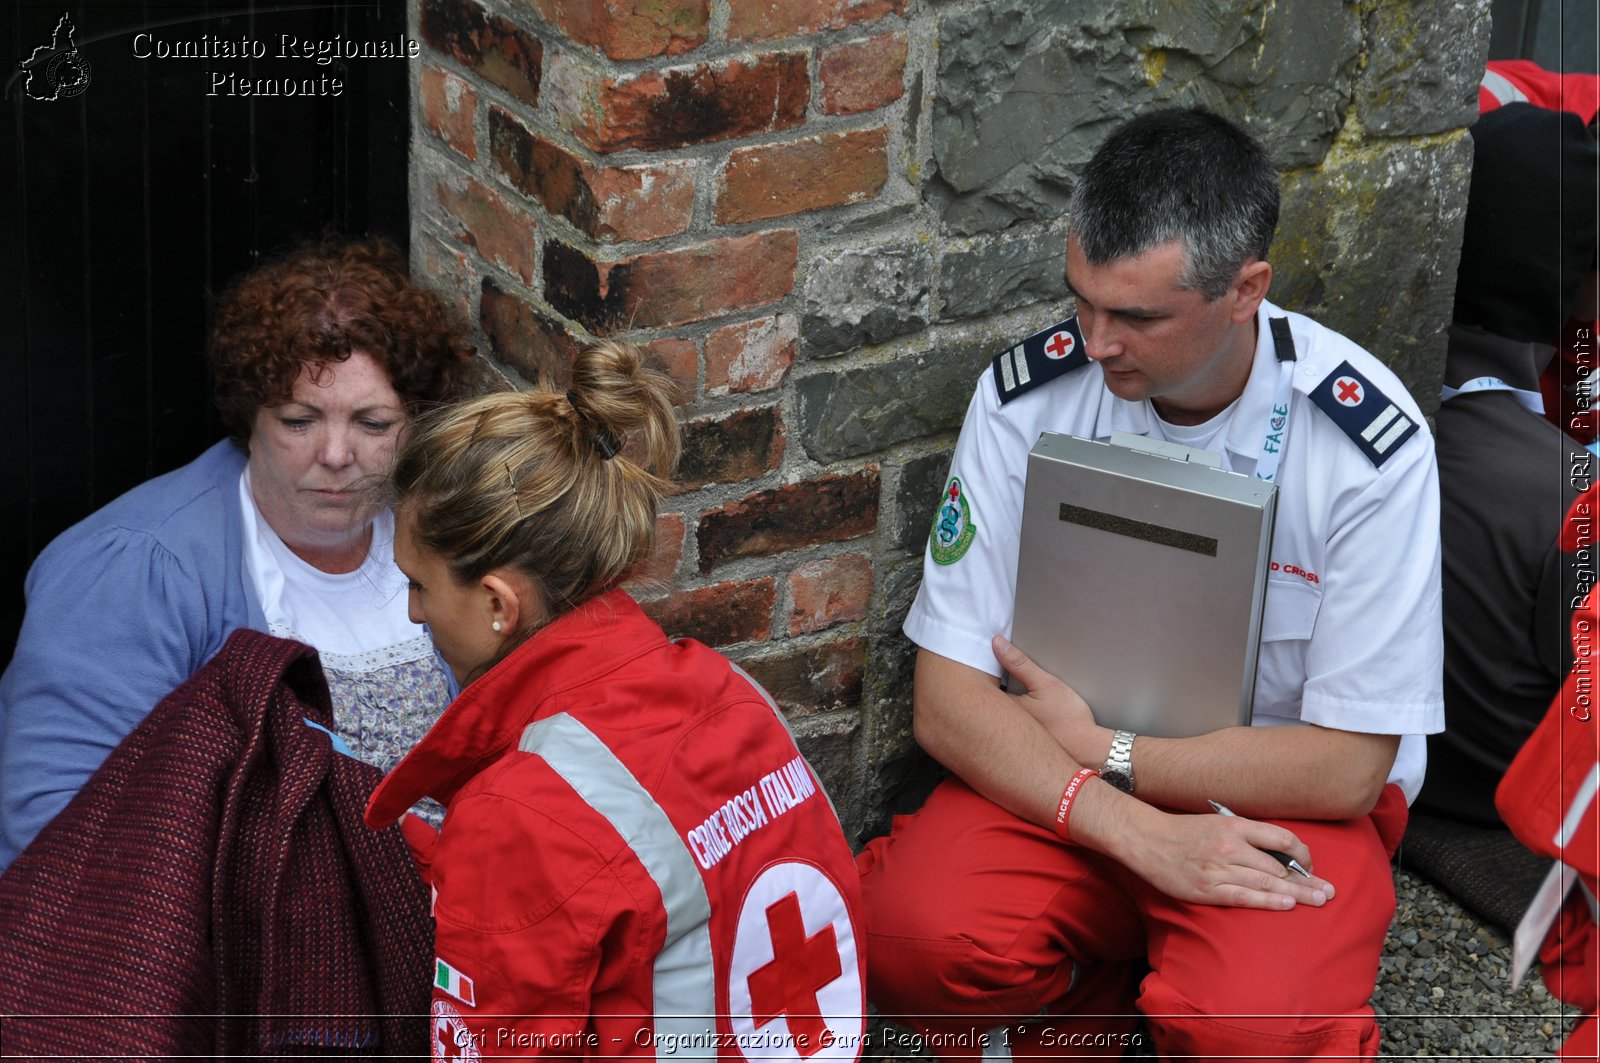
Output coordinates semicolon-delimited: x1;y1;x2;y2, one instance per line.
366;339;866;1062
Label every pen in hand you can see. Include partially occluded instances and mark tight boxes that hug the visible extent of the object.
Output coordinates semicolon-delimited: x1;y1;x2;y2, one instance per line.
1206;799;1312;877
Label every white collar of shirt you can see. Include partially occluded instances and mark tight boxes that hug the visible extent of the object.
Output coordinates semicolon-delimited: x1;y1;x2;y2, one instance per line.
1090;300;1284;475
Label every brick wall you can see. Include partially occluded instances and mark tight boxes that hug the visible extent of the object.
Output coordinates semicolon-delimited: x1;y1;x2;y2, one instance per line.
408;0;1490;842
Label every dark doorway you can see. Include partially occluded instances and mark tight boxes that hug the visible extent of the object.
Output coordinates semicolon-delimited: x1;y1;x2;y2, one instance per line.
2;1;411;657
1489;0;1599;73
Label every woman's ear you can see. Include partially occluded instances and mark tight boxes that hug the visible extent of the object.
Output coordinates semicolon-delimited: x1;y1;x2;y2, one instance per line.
481;569;545;637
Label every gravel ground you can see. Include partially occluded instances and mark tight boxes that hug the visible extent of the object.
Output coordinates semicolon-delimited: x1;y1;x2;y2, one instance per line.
867;868;1579;1059
1373;868;1576;1058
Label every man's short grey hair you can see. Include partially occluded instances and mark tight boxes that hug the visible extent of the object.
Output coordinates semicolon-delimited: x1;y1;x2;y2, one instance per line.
1068;107;1280;300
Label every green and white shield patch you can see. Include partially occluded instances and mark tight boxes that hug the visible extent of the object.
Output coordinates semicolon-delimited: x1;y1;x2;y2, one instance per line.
929;476;977;565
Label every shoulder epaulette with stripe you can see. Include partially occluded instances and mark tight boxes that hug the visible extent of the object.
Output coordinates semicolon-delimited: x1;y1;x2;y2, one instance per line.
990;316;1090;405
1307;361;1419;467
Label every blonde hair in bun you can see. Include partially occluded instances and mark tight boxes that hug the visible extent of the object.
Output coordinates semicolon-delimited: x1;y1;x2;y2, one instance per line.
391;339;680;616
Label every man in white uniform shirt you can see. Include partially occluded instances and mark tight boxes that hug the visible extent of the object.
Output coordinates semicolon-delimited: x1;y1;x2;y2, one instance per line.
857;108;1443;1059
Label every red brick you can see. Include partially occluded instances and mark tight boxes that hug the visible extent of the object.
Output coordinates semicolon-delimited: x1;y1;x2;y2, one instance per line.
490;106;694;242
737;637;865;716
638;336;697;407
697;470;879;573
706;314;796;395
530;0;708;59
639;578;776;646
716;128;889;224
435;176;537;284
787;555;873;635
420;65;479;158
421;0;542;105
584;162;698;243
479;277;580;383
415;232;477;327
480;280;692;395
676;406;785;492
412;241;502;395
819;33;907;115
727;0;907;42
627;512;687;590
555;50;809;154
544;231;798;333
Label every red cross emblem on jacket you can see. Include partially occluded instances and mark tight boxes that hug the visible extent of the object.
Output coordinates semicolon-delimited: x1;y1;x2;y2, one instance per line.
749;892;842;1057
728;860;863;1060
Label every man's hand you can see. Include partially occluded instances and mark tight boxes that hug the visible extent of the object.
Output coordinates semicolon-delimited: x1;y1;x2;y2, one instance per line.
987;636;1398;819
912;647;1368;908
993;634;1113;766
1074;784;1335;910
988;635;1340;907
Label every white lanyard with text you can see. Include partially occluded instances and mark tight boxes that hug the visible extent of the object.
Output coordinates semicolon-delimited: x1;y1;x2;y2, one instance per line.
1439;376;1546;415
1255;317;1298;483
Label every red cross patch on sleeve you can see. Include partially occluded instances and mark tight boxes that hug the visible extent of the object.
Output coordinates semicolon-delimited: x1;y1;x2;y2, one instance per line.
990;316;1090;405
1308;360;1419;468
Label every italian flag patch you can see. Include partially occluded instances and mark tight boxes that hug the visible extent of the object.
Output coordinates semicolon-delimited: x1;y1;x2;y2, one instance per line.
435;957;476;1007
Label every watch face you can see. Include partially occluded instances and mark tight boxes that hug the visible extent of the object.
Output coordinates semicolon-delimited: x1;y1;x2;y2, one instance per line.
1103;770;1133;794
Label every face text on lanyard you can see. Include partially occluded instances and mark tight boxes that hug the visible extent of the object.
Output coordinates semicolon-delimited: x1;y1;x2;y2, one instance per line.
1439;376;1546;415
1255;317;1299;483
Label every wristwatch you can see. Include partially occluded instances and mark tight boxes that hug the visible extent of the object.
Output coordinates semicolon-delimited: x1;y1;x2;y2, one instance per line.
1100;730;1137;794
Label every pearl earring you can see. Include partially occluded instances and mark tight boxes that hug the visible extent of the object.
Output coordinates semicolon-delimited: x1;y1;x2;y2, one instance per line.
492;620;503;633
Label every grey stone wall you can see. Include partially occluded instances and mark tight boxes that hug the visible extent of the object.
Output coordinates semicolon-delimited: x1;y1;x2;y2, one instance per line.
923;0;1487;393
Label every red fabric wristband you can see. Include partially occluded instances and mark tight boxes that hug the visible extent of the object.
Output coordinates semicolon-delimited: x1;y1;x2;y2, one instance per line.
1053;768;1099;843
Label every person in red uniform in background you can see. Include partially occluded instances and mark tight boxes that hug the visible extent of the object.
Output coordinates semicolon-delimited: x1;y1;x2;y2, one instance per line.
1479;60;1600;445
365;339;866;1062
1480;60;1600;121
1497;484;1600;1060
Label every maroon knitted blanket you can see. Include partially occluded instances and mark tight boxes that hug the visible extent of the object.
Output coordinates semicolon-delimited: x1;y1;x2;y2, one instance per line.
0;629;431;1057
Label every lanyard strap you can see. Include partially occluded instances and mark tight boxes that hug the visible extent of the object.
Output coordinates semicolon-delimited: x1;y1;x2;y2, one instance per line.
1256;317;1298;483
1440;375;1546;415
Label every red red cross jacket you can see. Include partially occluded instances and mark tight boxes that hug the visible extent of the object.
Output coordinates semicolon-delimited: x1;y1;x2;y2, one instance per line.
367;590;866;1062
1497;486;1600;1059
1480;59;1600;122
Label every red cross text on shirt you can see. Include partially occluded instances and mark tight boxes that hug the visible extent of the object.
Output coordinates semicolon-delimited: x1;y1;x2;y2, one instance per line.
747;891;842;1058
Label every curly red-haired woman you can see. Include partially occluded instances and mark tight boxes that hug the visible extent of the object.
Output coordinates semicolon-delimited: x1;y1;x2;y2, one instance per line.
0;238;474;868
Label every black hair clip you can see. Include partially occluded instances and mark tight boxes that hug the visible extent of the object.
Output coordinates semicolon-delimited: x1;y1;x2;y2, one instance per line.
567;389;622;461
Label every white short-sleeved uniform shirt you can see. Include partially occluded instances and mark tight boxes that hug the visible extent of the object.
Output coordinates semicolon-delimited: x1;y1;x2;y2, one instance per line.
903;299;1445;802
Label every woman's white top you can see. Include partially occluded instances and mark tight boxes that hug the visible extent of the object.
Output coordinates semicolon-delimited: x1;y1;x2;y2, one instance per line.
239;469;450;818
